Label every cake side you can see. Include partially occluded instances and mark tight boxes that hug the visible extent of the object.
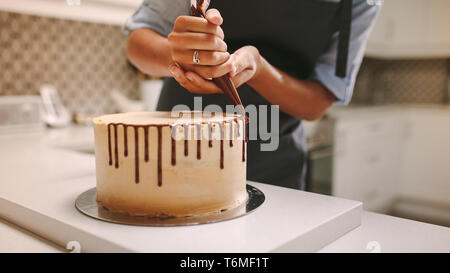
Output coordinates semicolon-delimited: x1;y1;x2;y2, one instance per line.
94;111;248;217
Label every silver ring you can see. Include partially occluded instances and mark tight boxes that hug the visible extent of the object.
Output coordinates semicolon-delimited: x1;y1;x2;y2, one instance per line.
193;50;200;65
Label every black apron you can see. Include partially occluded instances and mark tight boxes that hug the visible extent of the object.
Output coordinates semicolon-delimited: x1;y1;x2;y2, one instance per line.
157;0;352;190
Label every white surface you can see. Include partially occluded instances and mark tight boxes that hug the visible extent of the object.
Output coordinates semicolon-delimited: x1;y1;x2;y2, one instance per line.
366;0;450;58
0;218;63;253
0;0;140;26
319;212;450;253
3;210;449;253
0;128;362;253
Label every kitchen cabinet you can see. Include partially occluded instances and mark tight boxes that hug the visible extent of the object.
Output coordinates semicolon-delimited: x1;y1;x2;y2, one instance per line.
399;109;450;205
365;0;450;58
331;106;450;218
0;0;141;26
332;110;404;213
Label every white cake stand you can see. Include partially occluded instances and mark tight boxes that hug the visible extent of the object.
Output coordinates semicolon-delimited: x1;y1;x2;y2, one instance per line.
75;184;265;226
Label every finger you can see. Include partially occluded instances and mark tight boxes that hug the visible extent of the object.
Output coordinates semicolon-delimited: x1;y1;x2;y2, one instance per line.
168;63;190;87
172;49;230;66
174;16;224;39
193;58;235;79
168;63;222;94
205;9;223;26
185;72;223;94
228;50;252;77
231;69;254;88
169;67;205;94
168;32;227;51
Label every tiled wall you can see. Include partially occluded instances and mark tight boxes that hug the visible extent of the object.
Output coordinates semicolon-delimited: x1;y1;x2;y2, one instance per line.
1;10;449;114
0;11;140;116
352;58;449;105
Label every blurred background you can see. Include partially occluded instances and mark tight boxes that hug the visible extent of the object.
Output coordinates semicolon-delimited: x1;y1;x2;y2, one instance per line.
0;0;449;226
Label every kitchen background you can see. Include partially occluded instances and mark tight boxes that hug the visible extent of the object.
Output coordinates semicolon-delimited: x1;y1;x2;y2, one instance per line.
1;1;449;226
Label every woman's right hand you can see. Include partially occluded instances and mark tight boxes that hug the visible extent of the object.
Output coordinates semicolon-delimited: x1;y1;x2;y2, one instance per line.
167;9;234;94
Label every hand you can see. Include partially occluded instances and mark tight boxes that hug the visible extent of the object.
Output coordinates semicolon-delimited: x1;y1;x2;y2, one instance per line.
168;46;263;94
168;9;230;75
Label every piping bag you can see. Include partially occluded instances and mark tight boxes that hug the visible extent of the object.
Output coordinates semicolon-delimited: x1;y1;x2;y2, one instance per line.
190;0;246;117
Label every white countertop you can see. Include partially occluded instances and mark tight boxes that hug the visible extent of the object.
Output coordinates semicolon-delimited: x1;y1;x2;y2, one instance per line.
0;125;449;253
2;210;448;253
0;218;63;253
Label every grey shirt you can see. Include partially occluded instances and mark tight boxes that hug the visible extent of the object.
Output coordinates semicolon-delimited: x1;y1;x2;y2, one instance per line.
124;0;381;105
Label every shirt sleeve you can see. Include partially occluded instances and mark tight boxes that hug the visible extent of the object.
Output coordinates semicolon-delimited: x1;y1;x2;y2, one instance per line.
309;0;382;105
123;0;190;37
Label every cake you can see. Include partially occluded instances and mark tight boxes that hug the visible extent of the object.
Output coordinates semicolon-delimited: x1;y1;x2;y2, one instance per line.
93;111;248;217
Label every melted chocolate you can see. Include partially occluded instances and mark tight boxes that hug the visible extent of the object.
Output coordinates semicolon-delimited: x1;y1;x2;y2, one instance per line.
144;126;149;162
157;126;162;187
123;125;128;157
107;124;112;166
114;124;119;168
208;123;213;148
183;124;189;157
105;113;246;186
243;120;247;162
220;122;224;169
134;126;139;183
196;124;201;160
171;127;176;166
229;121;233;147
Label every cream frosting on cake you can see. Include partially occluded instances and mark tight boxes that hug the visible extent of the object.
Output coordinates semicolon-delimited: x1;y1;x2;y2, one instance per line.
93;111;248;216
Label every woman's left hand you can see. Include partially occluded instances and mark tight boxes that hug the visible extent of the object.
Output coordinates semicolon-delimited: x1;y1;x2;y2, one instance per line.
169;46;262;94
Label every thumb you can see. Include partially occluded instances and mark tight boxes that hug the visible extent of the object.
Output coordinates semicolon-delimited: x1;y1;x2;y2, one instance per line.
205;9;223;25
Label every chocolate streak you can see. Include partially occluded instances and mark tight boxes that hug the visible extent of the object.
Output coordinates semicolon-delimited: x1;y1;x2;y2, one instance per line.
106;114;246;187
157;127;162;187
171;130;176;166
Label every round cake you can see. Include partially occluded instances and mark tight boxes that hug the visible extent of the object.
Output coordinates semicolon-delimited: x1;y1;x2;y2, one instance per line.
93;111;248;217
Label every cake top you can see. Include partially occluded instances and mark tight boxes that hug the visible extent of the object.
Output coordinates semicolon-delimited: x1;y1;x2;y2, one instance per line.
93;111;242;126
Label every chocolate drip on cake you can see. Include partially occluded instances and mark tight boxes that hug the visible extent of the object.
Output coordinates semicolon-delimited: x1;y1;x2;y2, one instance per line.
157;126;163;187
220;122;224;169
114;124;119;168
105;113;246;186
134;126;139;183
183;124;189;157
208;123;213;148
196;124;201;160
108;124;112;166
107;123;127;167
171;126;176;166
243;120;247;162
229;121;234;147
123;125;128;157
144;126;149;162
